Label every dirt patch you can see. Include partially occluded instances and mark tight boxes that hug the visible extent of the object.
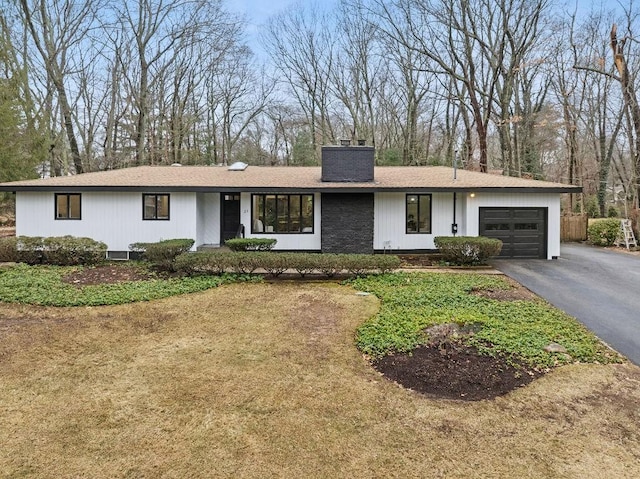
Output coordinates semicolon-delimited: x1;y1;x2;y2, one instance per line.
373;342;542;401
470;276;539;301
62;264;155;285
399;254;440;267
289;292;342;358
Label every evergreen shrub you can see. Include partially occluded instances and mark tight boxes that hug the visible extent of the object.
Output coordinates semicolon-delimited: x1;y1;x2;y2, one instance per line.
434;236;503;265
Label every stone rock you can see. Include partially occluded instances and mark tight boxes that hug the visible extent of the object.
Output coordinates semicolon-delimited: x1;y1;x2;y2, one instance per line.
544;342;568;353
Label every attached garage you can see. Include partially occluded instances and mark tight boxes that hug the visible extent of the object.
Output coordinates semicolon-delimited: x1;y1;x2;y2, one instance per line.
479;207;547;259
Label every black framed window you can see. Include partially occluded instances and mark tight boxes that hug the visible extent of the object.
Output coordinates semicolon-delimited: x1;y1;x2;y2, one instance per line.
143;194;170;220
252;194;314;233
55;193;81;220
406;194;431;233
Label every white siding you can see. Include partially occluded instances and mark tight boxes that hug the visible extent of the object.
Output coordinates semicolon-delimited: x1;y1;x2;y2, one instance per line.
374;192;459;250
241;192;322;250
16;191;198;251
374;191;561;258
16;189;561;257
196;193;220;246
463;192;561;259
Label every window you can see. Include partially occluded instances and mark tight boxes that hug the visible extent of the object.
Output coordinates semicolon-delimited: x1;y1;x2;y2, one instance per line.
252;194;314;233
55;193;81;220
143;194;170;220
406;194;431;233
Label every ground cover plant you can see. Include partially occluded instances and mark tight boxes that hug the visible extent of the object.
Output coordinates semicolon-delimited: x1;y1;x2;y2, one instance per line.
0;282;639;478
352;273;621;369
0;263;257;306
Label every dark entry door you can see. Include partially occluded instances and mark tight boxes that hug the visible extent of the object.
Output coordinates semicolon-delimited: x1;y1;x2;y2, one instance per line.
221;193;241;243
479;207;547;258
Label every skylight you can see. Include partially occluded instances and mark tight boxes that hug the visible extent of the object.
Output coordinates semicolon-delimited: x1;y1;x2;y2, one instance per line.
228;162;248;171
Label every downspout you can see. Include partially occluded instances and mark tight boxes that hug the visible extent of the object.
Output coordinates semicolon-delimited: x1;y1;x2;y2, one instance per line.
452;192;458;236
452;150;458;236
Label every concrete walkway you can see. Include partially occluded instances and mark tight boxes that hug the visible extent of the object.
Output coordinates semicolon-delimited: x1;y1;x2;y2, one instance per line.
492;243;640;365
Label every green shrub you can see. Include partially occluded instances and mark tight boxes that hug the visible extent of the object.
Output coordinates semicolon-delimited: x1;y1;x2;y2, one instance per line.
607;206;620;218
316;253;343;277
287;253;318;277
225;237;277;251
587;218;620;246
174;251;401;278
174;251;230;275
13;236;106;266
141;238;195;271
259;252;289;277
16;236;45;264
585;196;600;218
340;254;374;276
128;242;150;253
434;236;503;265
231;251;263;274
42;236;107;265
0;236;18;262
375;254;403;273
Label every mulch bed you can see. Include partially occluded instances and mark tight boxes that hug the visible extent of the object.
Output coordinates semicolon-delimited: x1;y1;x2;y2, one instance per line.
62;265;156;285
373;343;542;401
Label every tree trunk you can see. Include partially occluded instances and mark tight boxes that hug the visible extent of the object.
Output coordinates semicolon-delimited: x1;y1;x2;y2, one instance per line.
611;24;640;207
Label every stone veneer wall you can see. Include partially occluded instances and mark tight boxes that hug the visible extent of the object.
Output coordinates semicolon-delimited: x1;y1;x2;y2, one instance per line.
321;146;375;182
321;193;374;254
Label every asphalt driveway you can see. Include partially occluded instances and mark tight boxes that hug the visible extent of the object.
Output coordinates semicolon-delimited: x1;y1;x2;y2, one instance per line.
492;243;640;365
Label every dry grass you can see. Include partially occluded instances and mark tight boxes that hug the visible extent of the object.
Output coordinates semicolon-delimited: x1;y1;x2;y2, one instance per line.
1;282;639;478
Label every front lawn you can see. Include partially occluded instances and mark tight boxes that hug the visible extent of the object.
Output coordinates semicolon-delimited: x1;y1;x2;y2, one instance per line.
0;282;638;477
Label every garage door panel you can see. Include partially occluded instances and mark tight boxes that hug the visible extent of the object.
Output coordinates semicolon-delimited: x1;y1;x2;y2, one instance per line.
479;207;547;259
513;209;544;219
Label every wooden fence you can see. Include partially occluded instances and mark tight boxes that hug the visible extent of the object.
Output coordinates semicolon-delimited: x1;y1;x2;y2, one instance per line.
561;214;588;241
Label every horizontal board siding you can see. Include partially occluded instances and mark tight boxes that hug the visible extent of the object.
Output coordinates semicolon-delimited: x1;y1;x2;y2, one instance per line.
17;191;198;251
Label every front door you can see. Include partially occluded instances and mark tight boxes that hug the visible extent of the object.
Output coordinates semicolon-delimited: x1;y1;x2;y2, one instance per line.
221;193;241;243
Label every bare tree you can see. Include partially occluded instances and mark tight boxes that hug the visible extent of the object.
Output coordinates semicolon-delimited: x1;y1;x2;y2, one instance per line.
17;0;102;174
112;0;237;166
610;23;640;206
209;47;273;165
332;0;386;154
263;2;335;163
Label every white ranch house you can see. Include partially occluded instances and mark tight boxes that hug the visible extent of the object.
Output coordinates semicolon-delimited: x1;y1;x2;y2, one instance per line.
0;146;580;260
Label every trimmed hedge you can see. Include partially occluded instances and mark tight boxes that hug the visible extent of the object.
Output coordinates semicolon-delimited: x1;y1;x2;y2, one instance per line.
174;251;402;278
225;237;277;251
0;235;106;265
587;218;620;246
130;238;195;271
41;236;107;265
434;236;502;265
0;237;18;262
